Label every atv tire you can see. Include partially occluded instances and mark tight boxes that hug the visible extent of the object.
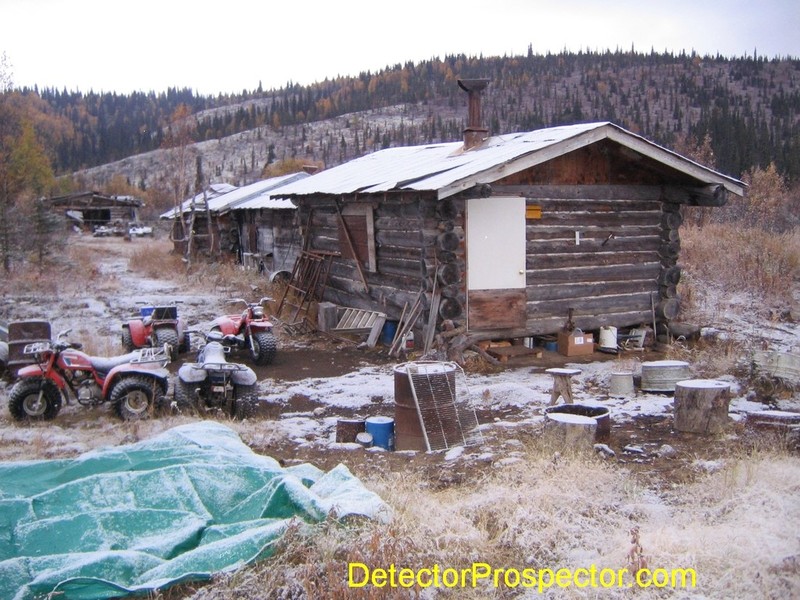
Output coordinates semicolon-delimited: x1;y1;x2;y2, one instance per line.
250;332;277;366
111;375;160;420
121;326;135;352
232;383;259;419
154;327;179;361
9;379;62;421
174;379;200;413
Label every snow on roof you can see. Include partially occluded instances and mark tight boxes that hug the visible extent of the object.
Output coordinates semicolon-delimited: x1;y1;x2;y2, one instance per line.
159;173;308;219
232;172;310;211
160;183;237;219
274;122;746;200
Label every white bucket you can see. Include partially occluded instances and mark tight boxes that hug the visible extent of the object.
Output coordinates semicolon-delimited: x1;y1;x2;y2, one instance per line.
599;326;617;351
609;372;635;397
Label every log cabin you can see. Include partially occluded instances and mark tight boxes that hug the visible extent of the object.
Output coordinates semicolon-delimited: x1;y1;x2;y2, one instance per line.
274;80;746;359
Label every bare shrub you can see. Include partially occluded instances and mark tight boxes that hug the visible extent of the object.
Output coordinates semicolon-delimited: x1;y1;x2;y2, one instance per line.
128;241;185;279
681;224;800;302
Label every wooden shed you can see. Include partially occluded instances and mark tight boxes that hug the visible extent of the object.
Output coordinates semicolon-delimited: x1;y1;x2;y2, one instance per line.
275;85;745;358
48;191;142;231
161;173;307;272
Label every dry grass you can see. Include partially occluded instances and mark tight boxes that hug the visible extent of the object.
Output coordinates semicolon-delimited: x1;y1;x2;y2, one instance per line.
681;224;800;302
168;443;800;599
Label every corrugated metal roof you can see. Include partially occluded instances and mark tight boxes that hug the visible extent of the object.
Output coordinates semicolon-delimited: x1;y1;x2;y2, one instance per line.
160;183;236;219
274;122;746;200
159;173;308;219
232;172;309;210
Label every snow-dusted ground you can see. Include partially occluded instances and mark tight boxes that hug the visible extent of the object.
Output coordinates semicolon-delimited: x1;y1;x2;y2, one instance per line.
1;235;799;462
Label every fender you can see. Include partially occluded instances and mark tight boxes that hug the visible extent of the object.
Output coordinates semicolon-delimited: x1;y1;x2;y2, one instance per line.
102;365;170;397
178;363;208;384
15;365;68;390
126;320;150;347
209;315;241;336
248;320;273;332
231;366;257;386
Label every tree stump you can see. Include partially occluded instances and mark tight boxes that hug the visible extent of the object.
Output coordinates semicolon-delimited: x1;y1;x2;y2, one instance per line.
673;379;731;434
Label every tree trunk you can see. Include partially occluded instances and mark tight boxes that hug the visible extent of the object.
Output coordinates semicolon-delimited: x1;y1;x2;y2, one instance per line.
673;379;731;434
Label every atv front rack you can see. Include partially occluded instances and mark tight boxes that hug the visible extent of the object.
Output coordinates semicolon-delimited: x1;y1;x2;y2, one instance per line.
131;346;170;365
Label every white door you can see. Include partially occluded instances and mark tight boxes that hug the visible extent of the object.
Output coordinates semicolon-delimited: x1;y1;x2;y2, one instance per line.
466;196;527;329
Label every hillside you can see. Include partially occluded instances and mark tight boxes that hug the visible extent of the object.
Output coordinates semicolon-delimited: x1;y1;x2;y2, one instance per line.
21;50;800;198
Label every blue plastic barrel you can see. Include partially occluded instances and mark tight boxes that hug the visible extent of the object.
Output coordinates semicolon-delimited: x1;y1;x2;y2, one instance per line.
365;416;395;450
381;321;398;346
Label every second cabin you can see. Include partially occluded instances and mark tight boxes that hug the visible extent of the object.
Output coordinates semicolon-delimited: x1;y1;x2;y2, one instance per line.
275;80;746;358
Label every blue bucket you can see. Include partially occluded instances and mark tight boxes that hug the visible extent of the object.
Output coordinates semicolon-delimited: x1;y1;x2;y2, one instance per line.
365;416;395;450
381;321;399;346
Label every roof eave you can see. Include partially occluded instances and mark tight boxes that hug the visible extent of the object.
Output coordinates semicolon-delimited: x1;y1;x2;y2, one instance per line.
437;123;746;199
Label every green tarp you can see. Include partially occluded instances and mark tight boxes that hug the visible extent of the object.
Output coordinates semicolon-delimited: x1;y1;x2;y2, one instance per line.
0;422;389;599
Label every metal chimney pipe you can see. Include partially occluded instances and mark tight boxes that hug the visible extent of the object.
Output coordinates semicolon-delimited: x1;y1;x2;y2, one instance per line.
458;78;490;149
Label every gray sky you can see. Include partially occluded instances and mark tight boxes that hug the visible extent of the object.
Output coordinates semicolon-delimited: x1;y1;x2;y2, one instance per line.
2;0;799;95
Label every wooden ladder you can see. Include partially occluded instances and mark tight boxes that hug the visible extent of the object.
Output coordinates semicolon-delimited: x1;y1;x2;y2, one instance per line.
333;308;386;348
273;250;334;329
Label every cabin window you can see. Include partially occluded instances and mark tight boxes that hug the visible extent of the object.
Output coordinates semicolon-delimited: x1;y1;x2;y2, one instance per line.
338;203;376;272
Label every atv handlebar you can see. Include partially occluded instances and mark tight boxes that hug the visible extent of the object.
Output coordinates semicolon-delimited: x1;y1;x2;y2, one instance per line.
230;297;273;307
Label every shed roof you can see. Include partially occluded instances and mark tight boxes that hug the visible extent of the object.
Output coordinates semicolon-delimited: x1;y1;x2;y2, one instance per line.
49;191;143;208
275;122;746;200
160;173;308;219
160;183;236;219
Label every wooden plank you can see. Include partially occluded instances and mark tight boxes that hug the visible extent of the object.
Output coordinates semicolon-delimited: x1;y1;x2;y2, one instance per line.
335;203;369;292
486;345;543;363
366;314;386;348
468;289;527;330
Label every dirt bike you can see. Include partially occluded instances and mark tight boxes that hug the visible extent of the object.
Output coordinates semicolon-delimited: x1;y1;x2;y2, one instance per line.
122;303;189;361
209;298;277;366
8;329;170;422
174;330;258;418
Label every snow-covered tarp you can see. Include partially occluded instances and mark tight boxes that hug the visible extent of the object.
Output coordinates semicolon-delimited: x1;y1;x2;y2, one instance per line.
0;422;389;600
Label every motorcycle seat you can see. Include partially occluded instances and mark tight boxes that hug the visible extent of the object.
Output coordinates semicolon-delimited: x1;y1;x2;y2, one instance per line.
90;351;145;373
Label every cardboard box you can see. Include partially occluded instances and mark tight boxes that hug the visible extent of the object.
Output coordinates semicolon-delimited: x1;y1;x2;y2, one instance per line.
557;329;595;357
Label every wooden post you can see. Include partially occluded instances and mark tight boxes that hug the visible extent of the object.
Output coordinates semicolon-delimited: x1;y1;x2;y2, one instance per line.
673;379;731;434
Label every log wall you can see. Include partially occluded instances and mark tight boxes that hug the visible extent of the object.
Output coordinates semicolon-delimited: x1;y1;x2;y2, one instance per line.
492;184;676;334
296;183;689;352
297;195;438;322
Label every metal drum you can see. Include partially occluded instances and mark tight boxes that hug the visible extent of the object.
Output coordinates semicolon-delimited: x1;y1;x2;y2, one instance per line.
640;360;692;392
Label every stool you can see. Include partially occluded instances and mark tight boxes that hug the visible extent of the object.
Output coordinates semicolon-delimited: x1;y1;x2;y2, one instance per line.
546;368;582;405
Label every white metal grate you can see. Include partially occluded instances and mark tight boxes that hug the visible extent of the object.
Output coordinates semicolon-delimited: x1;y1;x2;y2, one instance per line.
405;361;483;451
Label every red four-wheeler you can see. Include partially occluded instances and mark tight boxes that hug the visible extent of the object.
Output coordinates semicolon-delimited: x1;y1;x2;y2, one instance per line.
209;298;277;366
122;304;189;361
8;329;171;421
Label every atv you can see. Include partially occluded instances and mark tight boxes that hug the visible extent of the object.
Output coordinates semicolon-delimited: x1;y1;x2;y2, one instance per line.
122;304;189;361
174;330;259;418
209;298;277;366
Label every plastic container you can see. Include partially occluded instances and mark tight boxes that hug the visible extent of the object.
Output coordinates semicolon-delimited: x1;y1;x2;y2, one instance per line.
365;416;395;450
381;321;398;346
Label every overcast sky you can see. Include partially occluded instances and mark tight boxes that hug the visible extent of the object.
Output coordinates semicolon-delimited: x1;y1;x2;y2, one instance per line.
2;0;799;95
